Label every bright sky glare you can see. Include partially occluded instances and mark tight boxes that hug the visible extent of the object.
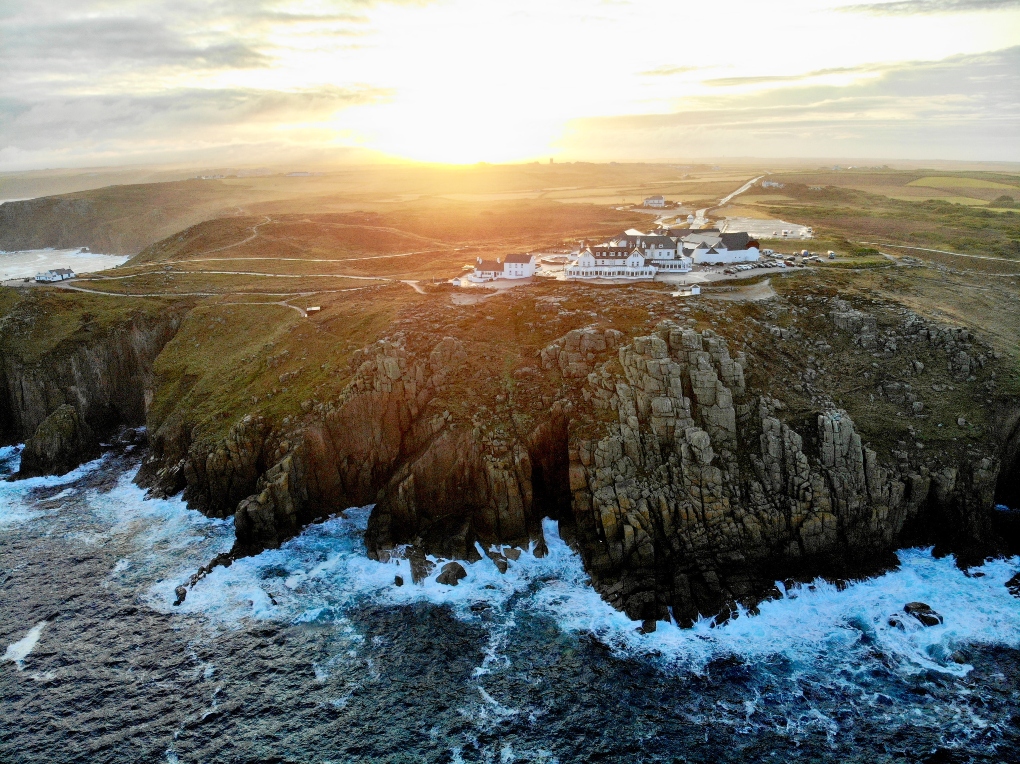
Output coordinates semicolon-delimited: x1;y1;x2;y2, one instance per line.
1;0;1019;168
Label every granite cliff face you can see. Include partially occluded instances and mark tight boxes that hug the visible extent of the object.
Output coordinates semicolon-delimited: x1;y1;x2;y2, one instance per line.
4;282;1016;620
560;321;999;625
1;308;184;475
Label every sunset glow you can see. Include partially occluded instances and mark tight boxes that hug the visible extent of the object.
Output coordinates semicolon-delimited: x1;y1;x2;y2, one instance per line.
1;0;1019;168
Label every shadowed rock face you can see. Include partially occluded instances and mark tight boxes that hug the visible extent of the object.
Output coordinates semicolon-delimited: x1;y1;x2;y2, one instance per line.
16;404;97;477
1;311;183;476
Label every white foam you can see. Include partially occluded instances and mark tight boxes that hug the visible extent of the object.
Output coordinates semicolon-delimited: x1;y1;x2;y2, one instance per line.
4;621;48;670
13;459;1016;684
157;509;1020;679
0;450;111;528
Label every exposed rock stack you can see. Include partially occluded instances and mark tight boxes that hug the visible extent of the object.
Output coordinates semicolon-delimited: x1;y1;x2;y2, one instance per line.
566;320;999;625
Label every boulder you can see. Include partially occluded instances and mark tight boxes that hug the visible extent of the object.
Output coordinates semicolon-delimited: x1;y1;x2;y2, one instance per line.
436;561;468;586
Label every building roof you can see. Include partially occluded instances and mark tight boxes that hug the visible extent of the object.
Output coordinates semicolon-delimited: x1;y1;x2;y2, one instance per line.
589;246;639;257
719;232;753;250
637;235;676;248
645;195;665;201
503;253;533;263
476;260;502;271
52;268;74;275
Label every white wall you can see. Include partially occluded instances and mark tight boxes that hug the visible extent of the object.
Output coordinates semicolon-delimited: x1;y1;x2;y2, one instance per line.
692;247;760;265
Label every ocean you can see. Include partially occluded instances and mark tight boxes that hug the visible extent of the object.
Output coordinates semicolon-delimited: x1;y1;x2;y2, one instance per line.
0;249;129;281
2;446;1018;763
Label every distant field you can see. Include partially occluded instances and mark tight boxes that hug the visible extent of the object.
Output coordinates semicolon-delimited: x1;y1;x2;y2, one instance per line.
908;176;1019;190
885;194;989;206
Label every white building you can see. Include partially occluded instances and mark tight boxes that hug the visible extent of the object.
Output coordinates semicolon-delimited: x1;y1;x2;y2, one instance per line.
34;268;76;283
682;232;760;265
502;253;536;279
608;232;692;273
566;246;656;280
468;254;536;283
643;195;666;208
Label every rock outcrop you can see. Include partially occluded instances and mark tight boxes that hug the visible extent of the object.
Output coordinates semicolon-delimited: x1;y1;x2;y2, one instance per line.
11;282;1010;625
16;404;98;477
1;308;184;475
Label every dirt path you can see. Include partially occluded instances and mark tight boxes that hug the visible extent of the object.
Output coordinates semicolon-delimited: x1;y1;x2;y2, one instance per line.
704;278;777;302
51;282;371;300
193;216;273;257
859;241;1020;265
80;270;391;283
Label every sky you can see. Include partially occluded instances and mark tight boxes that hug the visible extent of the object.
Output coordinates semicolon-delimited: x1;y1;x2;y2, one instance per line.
1;0;1019;170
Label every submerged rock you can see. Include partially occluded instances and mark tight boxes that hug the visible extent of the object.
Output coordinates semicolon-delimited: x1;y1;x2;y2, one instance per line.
904;601;944;627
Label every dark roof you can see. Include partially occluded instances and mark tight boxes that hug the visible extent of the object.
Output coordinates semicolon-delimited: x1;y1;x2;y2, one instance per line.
719;232;752;250
52;268;74;275
590;246;637;257
706;247;719;255
637;235;676;248
476;260;502;271
665;228;694;238
503;253;533;263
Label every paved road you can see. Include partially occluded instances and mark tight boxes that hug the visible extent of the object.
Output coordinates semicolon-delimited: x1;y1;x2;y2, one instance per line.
693;175;766;228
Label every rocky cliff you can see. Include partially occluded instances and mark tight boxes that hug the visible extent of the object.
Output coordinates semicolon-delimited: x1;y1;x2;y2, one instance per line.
128;285;1019;621
0;300;186;474
5;278;1015;621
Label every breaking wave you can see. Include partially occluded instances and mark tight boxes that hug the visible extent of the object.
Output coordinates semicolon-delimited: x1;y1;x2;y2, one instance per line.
3;461;1020;760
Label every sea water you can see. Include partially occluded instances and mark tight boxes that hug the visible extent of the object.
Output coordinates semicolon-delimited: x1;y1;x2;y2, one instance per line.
1;452;1018;763
0;248;129;281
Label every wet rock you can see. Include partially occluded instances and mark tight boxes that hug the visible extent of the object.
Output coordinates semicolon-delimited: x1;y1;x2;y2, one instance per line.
17;404;98;477
904;601;943;627
1006;573;1020;598
436;561;467;586
394;575;404;587
173;585;187;606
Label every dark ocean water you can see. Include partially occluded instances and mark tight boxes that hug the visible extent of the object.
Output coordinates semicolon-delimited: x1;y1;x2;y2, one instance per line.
2;445;1019;764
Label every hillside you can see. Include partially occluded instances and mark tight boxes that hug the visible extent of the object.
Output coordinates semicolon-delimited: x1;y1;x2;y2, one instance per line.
0;179;274;255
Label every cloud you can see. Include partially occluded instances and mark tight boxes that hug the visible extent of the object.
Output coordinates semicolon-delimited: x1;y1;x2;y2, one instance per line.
703;63;889;87
640;65;701;77
0;85;392;169
844;0;1020;14
562;46;1020;161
